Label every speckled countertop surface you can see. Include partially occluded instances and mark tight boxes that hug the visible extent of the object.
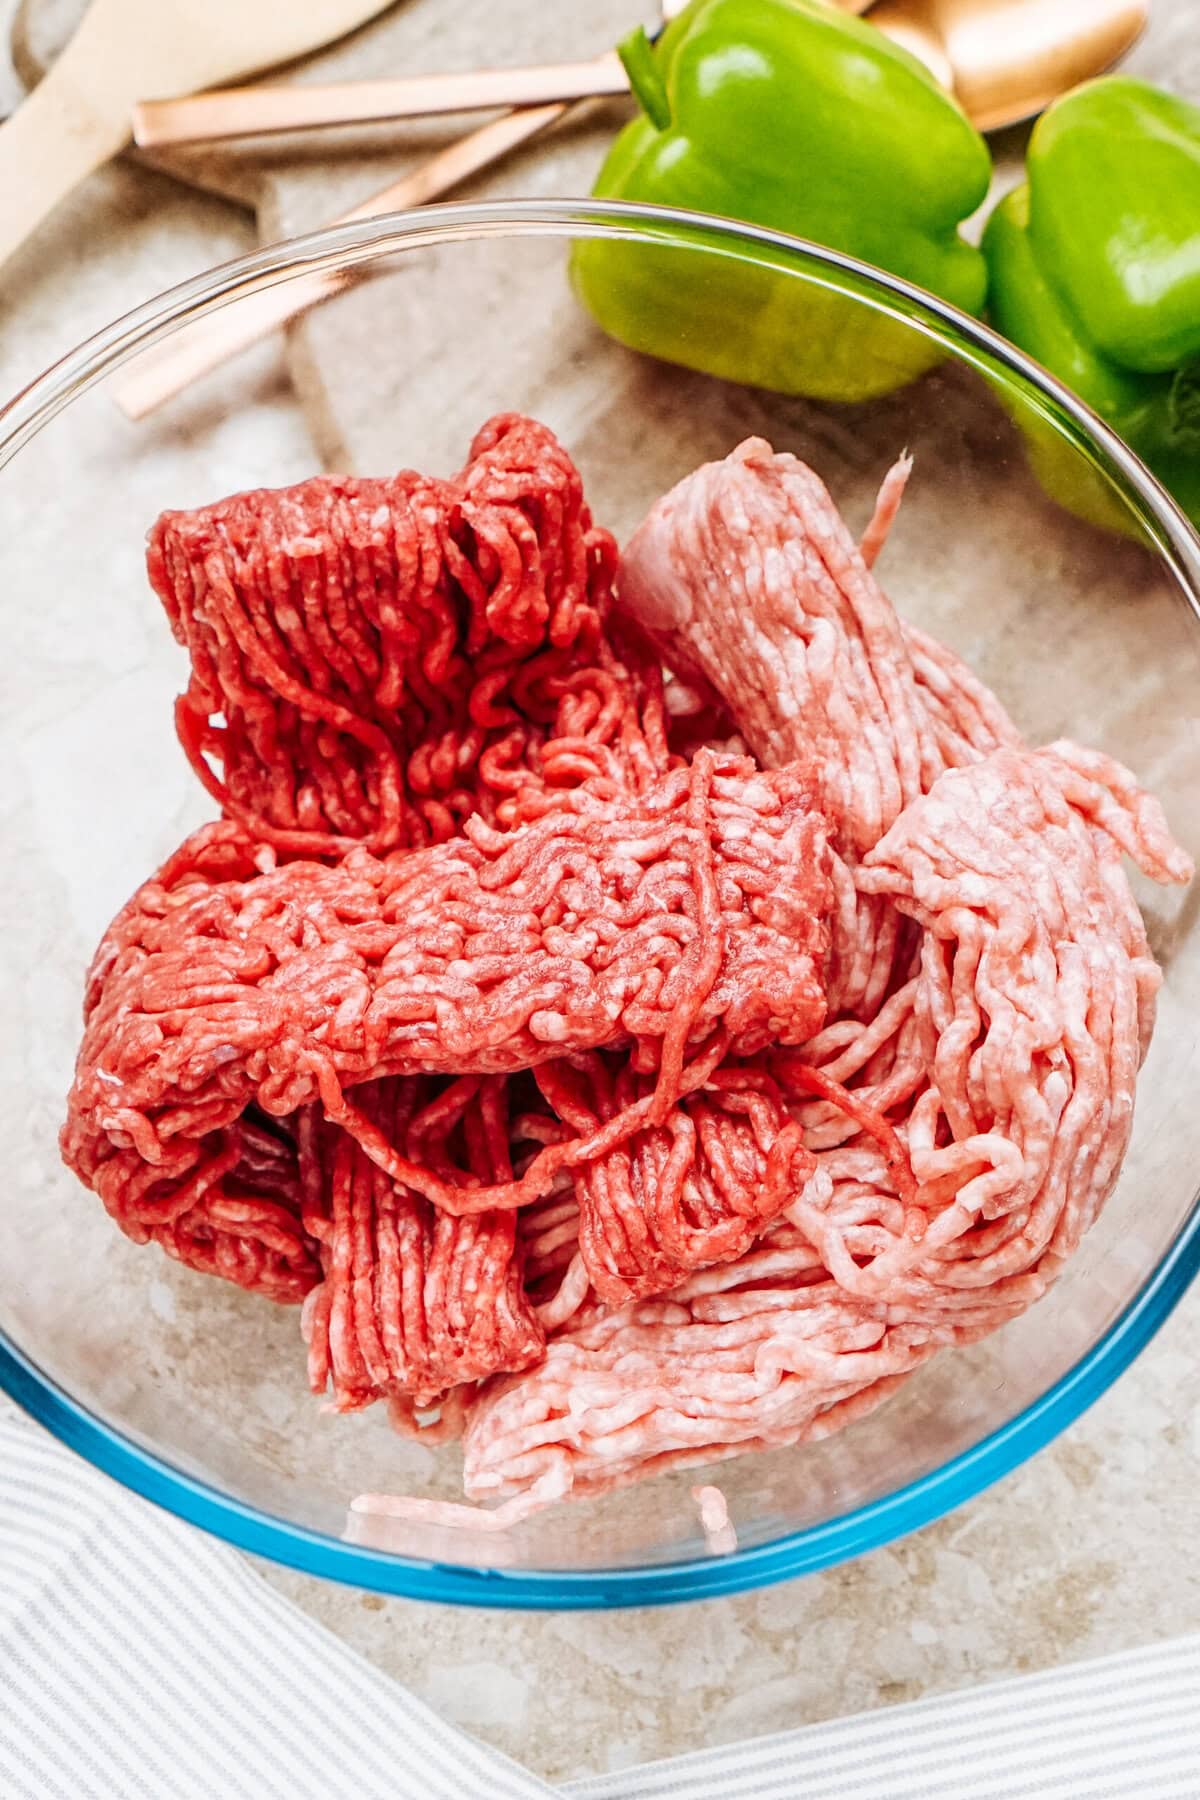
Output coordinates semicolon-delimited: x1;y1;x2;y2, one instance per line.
1;7;1198;1788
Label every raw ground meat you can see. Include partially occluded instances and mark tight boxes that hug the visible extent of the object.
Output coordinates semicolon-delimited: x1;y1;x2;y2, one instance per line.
111;419;829;1357
60;420;1192;1529
545;1054;818;1306
692;1484;738;1555
299;1077;545;1411
148;413;668;854
61;756;830;1248
619;438;958;849
63;824;320;1304
619;437;1023;1023
456;741;1187;1508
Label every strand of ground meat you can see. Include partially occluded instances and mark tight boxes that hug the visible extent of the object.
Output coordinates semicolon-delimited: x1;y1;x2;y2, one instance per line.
148;413;668;855
692;1483;738;1555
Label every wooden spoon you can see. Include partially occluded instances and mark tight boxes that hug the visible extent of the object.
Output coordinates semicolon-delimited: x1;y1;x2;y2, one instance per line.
0;0;397;274
868;0;1148;131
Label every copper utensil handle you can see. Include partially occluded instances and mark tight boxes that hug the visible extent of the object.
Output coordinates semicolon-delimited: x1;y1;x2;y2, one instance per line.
133;52;624;147
110;101;568;419
131;0;876;148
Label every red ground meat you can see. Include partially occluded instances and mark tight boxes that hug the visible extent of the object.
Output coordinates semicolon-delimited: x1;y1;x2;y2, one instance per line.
132;413;683;1338
126;414;674;1322
299;1077;545;1411
67;422;839;1363
70;823;320;1302
148;414;667;854
107;1107;316;1306
539;1054;818;1306
61;754;830;1287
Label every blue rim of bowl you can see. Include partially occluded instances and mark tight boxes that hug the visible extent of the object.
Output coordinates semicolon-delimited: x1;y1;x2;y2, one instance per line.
2;198;1198;1608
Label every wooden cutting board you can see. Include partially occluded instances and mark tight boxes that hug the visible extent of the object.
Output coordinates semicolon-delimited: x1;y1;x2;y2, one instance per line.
15;0;1200;476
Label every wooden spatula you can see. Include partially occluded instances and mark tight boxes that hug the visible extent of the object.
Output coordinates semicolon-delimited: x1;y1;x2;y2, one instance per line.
0;0;397;274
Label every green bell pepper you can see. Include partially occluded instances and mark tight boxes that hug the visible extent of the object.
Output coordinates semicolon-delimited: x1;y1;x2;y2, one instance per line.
571;0;992;403
983;77;1200;534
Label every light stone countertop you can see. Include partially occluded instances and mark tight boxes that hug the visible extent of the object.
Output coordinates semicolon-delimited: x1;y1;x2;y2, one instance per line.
1;7;1198;1789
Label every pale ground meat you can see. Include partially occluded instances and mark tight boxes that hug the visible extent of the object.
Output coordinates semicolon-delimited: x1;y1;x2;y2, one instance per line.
444;440;1191;1516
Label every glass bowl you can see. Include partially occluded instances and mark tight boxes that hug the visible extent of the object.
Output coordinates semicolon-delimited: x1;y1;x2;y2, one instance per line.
1;200;1197;1609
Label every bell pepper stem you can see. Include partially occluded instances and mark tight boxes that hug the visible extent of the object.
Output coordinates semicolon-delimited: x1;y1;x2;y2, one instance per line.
619;25;672;131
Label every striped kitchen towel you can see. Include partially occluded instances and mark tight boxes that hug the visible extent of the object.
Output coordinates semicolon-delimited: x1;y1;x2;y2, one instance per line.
0;1406;1196;1799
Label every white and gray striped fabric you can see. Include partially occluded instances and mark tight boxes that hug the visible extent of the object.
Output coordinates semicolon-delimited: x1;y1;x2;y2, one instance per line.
572;1636;1200;1800
1;1406;1196;1800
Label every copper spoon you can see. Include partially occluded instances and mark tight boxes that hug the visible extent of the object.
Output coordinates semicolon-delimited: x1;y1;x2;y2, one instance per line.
110;103;572;418
130;0;1145;150
868;0;1149;132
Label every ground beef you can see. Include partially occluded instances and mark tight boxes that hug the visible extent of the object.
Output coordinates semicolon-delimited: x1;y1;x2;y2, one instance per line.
299;1077;545;1411
148;413;667;853
62;749;831;1362
62;750;829;1205
541;1054;818;1306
